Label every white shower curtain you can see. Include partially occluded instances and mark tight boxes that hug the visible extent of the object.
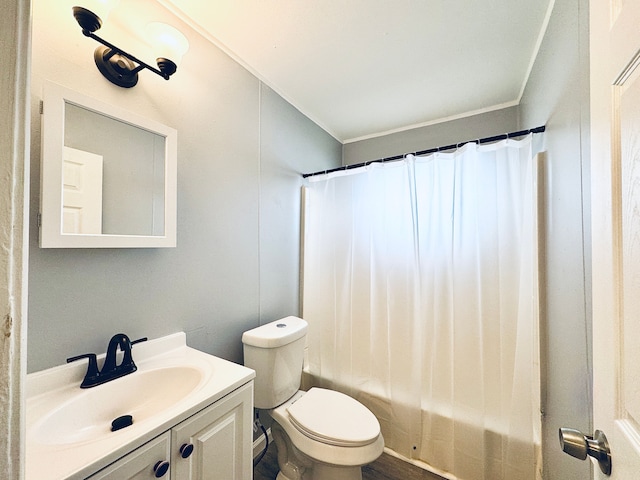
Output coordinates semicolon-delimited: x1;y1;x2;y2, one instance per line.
302;135;542;480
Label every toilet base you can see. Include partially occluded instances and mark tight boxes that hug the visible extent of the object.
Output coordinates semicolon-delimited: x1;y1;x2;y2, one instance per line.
275;465;362;480
272;422;365;480
312;463;363;480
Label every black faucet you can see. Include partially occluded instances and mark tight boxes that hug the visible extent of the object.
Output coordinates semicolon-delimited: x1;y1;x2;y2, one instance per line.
67;333;147;388
65;353;101;388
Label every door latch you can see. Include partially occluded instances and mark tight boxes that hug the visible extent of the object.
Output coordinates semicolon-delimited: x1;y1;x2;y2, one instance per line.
559;427;612;475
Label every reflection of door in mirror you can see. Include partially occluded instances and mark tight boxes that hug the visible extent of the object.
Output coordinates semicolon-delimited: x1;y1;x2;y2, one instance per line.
62;147;103;234
64;102;165;236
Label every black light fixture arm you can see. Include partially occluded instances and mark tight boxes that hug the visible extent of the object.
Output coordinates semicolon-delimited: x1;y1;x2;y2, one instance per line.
82;28;171;80
72;6;178;88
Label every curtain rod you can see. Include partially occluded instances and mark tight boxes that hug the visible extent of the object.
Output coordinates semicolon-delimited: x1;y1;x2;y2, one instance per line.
302;125;546;179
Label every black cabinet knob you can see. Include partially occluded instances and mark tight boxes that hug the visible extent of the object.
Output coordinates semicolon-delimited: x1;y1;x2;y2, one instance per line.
180;443;194;459
153;460;170;478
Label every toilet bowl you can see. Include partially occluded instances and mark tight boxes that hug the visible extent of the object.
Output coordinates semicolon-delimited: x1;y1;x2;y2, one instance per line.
242;317;384;480
273;389;384;463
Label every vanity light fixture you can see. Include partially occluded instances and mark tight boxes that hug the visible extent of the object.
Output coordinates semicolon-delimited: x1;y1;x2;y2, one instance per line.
72;4;189;88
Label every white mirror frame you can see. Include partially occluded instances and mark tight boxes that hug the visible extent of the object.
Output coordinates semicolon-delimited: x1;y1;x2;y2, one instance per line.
39;81;177;248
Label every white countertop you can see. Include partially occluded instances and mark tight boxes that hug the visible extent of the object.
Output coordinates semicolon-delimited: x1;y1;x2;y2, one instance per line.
26;332;255;480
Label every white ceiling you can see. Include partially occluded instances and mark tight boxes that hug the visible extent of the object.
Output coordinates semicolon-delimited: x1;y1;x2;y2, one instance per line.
162;0;553;143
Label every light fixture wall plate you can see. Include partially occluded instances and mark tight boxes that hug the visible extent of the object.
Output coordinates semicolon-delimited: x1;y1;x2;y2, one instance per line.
94;46;140;88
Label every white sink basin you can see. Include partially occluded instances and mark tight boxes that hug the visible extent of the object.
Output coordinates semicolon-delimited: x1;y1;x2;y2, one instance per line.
26;332;256;480
32;365;203;446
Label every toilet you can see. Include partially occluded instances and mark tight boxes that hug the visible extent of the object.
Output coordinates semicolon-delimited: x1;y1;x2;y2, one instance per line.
242;316;384;480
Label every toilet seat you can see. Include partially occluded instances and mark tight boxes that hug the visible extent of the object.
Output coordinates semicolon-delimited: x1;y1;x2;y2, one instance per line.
286;388;380;447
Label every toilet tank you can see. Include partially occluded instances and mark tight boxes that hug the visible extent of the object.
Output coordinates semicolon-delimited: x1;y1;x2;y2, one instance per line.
242;316;308;409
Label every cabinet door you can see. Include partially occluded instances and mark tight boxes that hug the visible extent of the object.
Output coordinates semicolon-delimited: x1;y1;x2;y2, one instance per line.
171;382;253;480
87;432;172;480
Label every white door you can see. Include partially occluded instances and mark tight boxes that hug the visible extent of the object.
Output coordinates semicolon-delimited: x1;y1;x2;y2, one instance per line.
590;0;640;477
62;146;103;234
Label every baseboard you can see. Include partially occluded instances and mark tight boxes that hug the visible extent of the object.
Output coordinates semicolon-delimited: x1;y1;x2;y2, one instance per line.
253;427;273;459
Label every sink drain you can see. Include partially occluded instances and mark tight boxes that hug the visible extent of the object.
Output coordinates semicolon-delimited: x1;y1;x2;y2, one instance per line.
111;414;133;432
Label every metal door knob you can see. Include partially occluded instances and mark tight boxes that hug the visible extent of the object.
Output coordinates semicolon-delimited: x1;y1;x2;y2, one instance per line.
559;427;612;475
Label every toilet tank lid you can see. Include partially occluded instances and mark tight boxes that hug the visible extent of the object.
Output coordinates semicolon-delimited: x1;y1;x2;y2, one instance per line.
242;316;308;348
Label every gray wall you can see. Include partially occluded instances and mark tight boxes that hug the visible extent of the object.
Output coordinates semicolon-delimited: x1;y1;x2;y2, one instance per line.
343;106;519;165
27;0;340;372
258;84;343;321
518;0;592;479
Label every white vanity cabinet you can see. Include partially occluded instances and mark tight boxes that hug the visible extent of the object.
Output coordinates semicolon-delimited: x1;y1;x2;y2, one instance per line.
87;382;253;480
171;381;253;479
86;432;172;479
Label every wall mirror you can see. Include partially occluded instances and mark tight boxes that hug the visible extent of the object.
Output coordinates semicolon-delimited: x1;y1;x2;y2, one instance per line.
40;81;177;248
